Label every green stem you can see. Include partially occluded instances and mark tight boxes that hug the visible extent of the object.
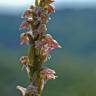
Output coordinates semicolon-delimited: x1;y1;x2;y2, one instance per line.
28;45;43;96
27;0;44;95
28;44;35;81
35;0;39;6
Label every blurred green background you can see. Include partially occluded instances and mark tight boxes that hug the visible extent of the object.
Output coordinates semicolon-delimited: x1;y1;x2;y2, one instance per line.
0;3;96;96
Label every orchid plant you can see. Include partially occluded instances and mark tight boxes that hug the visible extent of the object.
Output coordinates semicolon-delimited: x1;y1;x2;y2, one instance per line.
17;0;61;96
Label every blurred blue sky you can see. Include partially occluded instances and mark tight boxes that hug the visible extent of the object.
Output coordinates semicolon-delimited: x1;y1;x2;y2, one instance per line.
0;0;96;8
0;0;96;14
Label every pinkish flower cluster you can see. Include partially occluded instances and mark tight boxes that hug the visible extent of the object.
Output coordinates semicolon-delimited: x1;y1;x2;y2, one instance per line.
17;0;61;96
35;34;61;54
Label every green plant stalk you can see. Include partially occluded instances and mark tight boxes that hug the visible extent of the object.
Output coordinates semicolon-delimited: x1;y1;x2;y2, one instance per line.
28;46;43;96
28;22;43;96
28;1;44;94
35;0;39;6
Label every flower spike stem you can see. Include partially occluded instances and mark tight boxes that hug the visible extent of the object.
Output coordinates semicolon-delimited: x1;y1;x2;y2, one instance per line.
17;0;61;96
35;0;39;6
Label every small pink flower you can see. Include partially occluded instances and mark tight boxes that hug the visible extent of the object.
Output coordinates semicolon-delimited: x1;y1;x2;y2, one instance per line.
35;34;61;56
19;56;29;65
22;9;32;18
44;34;61;48
36;34;61;49
20;33;29;45
47;5;55;14
40;68;57;80
22;5;36;18
20;21;30;29
35;35;61;60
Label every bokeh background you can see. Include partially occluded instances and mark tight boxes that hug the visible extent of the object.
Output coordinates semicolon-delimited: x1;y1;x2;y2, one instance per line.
0;0;96;96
